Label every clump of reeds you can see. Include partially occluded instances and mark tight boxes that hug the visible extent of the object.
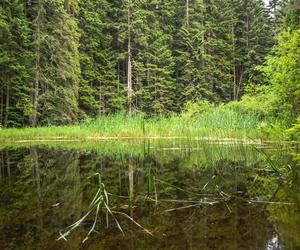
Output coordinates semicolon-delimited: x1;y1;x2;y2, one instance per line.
0;105;270;141
58;173;123;243
58;173;152;243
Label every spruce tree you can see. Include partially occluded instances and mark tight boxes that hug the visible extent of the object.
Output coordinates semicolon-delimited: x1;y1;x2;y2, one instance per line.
78;0;121;118
132;0;178;114
175;0;234;104
110;0;179;114
29;0;81;125
175;0;208;104
232;0;274;100
0;0;32;127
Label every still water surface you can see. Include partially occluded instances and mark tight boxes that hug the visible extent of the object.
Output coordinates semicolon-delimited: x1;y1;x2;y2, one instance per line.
0;140;299;249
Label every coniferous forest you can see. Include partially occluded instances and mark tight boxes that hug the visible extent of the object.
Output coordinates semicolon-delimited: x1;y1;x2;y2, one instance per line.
1;2;300;248
0;0;299;139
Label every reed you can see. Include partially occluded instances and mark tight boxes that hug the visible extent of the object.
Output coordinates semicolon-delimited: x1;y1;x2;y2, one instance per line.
0;107;267;141
58;173;123;242
58;173;152;243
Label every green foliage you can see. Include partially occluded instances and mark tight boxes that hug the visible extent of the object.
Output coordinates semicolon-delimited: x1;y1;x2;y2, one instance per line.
222;85;290;139
262;27;300;123
78;0;122;117
0;0;33;127
28;0;81;125
175;0;209;103
284;0;300;30
195;104;262;132
182;100;214;119
0;107;266;140
0;0;296;131
226;85;278;119
288;116;300;140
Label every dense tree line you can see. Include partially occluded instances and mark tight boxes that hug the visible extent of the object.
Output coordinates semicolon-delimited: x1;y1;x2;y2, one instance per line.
0;0;296;126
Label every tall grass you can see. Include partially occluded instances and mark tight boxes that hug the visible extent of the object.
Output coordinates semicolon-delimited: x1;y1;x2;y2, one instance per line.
0;105;266;141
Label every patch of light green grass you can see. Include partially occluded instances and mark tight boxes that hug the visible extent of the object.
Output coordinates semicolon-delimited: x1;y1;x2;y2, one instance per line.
0;106;267;141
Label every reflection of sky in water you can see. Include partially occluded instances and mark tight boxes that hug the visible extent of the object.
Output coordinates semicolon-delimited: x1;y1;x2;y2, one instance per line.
266;234;283;250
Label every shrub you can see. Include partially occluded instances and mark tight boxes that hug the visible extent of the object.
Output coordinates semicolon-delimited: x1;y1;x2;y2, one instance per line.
225;85;279;120
288;116;300;140
182;100;214;120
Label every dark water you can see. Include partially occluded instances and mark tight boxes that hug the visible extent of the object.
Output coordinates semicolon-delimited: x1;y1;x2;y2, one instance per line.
0;141;299;250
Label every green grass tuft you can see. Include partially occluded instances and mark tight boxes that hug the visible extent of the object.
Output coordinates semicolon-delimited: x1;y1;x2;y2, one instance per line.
0;104;279;141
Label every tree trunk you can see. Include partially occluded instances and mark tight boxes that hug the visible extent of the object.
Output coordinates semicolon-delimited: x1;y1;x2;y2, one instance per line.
0;86;3;126
117;61;120;95
147;60;150;86
128;157;134;202
31;0;41;127
4;85;9;128
235;65;244;100
186;0;189;26
127;0;132;114
232;23;236;100
128;54;132;114
201;1;205;70
246;14;249;48
98;86;102;115
233;65;236;100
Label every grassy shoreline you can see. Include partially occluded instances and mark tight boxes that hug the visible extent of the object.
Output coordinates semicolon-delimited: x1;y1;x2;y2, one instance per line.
0;111;273;141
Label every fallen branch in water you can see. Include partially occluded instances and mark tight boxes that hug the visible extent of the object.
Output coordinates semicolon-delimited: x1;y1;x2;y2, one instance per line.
112;211;153;236
247;200;295;205
163;199;221;212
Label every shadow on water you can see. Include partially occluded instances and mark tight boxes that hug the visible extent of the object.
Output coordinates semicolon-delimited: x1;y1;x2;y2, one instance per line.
0;140;299;249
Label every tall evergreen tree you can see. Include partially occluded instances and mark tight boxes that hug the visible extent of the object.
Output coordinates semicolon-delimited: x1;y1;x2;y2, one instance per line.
110;0;179;114
132;0;178;114
268;0;289;30
29;0;80;125
232;0;273;100
175;0;208;103
0;0;32;127
108;0;132;113
78;0;121;118
200;0;234;102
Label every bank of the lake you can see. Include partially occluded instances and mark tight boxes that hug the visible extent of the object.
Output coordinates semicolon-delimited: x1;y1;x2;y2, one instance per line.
0;111;284;141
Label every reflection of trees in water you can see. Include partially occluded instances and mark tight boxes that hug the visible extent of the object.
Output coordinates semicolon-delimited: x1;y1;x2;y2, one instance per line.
266;164;300;249
0;146;299;249
0;147;85;249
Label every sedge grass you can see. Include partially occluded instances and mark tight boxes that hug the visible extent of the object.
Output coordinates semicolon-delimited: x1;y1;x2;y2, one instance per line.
0;108;269;141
